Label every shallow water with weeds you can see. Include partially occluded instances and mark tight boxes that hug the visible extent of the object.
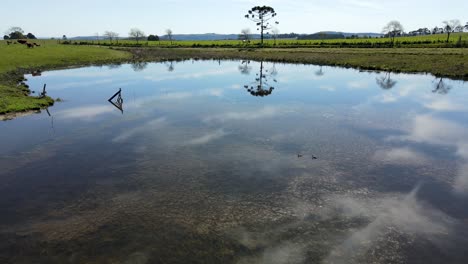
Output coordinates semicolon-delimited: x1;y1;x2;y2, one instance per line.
1;60;468;263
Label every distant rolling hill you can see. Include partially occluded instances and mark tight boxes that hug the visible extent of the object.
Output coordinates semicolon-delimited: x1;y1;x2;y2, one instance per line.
160;33;260;41
321;31;383;38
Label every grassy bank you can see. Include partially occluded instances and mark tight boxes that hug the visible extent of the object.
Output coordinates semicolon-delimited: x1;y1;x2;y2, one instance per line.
0;40;131;114
127;47;468;79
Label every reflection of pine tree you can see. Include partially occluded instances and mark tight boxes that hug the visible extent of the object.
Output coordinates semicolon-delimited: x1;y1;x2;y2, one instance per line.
432;78;451;94
242;61;278;97
376;72;397;90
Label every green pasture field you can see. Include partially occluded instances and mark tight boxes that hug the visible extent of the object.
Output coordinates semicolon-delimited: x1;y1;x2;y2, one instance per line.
73;33;468;47
0;40;131;114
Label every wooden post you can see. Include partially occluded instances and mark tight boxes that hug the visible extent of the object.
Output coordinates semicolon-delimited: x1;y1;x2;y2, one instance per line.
40;84;47;98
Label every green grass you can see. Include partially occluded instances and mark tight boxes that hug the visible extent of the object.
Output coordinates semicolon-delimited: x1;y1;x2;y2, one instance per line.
127;47;468;79
73;33;468;48
0;40;130;73
0;40;131;114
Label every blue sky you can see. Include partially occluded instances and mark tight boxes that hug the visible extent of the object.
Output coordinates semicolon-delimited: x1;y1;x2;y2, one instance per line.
1;0;467;37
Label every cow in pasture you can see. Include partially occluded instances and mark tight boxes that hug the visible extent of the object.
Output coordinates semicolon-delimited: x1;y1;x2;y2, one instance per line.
17;39;28;45
6;41;12;45
33;42;41;47
26;43;34;48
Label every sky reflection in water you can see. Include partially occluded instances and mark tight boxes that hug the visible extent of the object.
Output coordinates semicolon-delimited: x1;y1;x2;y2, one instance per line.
0;61;467;263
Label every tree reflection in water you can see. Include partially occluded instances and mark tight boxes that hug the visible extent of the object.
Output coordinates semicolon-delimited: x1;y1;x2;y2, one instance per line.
238;60;252;75
107;63;122;70
131;61;148;72
242;61;278;97
432;78;452;94
165;61;175;72
315;66;324;77
376;72;397;90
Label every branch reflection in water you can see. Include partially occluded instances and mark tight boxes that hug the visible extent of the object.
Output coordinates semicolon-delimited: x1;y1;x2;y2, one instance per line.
45;107;56;136
432;77;452;94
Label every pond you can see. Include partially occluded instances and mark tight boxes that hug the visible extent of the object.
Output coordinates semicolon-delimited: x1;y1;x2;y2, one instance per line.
1;60;468;263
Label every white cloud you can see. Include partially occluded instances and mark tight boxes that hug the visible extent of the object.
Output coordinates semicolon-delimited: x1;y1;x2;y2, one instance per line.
377;93;398;103
347;80;369;90
112;117;167;143
202;88;224;97
186;129;227;145
373;147;428;165
44;79;115;91
159;92;193;100
423;98;467;112
144;67;238;82
319;85;336;92
388;114;468;193
324;187;453;263
391;115;467;147
56;105;115;120
204;106;279;123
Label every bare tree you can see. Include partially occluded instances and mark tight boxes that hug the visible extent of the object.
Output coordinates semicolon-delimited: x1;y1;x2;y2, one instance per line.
5;26;25;39
442;19;461;42
382;21;404;46
432;26;443;34
271;27;280;45
240;28;251;43
465;22;468;32
165;29;173;45
129;28;145;43
95;32;100;44
104;31;119;43
245;6;279;45
5;26;24;35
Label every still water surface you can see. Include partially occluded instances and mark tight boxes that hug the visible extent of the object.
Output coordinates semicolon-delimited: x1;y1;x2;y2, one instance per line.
1;61;468;263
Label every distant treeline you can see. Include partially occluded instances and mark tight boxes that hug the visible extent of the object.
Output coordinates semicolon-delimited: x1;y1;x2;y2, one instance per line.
59;32;468;49
298;33;345;40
